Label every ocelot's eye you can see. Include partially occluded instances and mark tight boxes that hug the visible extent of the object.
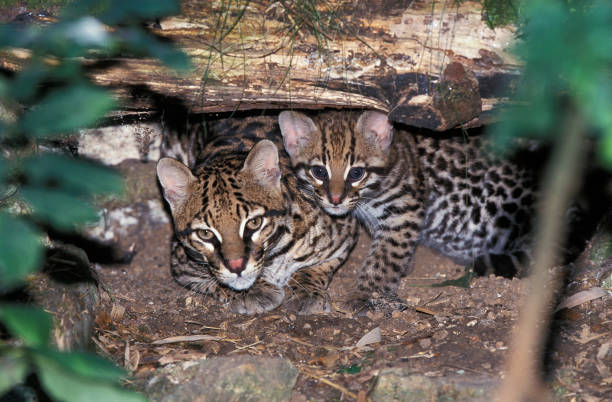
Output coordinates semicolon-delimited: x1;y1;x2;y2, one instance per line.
348;167;365;182
246;216;263;231
310;166;327;180
196;229;215;241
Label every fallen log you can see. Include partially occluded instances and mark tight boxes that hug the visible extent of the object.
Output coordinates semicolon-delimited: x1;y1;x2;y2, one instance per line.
1;0;520;130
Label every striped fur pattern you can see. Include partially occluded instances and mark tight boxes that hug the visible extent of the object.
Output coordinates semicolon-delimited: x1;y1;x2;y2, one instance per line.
279;110;538;311
158;116;358;315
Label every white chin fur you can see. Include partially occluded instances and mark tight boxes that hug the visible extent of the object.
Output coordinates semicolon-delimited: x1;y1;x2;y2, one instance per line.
324;204;350;216
225;275;257;290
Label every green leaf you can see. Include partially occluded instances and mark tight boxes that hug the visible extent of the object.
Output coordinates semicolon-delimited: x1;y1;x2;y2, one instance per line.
0;74;7;97
23;154;123;197
483;0;520;29
35;353;146;402
0;305;52;347
431;269;476;288
19;85;115;138
0;25;38;48
0;157;7;183
63;0;179;25
102;0;180;25
8;63;49;102
122;28;191;72
34;349;125;382
0;352;29;395
0;214;43;291
601;127;612;168
20;187;99;230
337;364;361;374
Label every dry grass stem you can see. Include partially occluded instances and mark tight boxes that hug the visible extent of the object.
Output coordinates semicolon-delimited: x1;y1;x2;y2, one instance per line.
151;335;224;345
415;306;439;316
301;369;361;400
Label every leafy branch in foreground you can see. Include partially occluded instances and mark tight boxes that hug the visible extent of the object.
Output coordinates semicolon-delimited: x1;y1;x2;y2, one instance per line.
491;0;612;399
492;0;612;163
0;0;190;400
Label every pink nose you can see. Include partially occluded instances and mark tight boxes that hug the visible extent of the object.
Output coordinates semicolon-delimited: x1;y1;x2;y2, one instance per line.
227;258;245;274
331;194;341;204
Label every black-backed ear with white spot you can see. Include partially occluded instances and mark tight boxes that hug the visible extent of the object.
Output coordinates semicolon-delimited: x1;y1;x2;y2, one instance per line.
157;157;196;213
356;111;393;151
278;110;318;158
242;140;281;190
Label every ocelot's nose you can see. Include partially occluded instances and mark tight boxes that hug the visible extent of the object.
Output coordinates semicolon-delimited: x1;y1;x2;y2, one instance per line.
330;194;342;204
226;258;246;274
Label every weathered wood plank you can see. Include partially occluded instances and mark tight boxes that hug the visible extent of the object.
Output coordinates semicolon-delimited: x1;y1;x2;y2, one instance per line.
1;0;520;130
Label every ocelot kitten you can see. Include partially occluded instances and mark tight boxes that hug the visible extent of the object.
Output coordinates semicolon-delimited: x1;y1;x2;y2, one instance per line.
278;110;539;310
157;116;358;315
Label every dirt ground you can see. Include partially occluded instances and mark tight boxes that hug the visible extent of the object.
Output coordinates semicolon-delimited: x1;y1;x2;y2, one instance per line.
89;163;612;401
2;3;610;400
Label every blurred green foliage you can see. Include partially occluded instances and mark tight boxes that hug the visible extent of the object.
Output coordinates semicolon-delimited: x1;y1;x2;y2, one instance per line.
0;304;143;401
482;0;520;29
0;0;72;8
0;0;189;400
492;0;612;169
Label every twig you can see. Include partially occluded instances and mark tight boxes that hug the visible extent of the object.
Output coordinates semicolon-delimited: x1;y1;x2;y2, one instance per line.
91;336;112;357
228;339;263;354
496;108;587;401
415;306;439;316
445;363;489;376
422;292;443;306
301;369;361;400
47;257;79;266
285;335;314;347
151;335;225;345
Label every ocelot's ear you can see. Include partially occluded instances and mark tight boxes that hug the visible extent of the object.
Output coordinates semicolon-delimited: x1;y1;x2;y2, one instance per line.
243;140;281;190
356;111;393;151
278;111;318;157
157;157;196;213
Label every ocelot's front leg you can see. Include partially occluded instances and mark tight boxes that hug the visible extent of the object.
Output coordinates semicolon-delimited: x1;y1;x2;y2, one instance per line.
286;259;343;314
228;277;285;315
171;242;284;314
348;206;424;314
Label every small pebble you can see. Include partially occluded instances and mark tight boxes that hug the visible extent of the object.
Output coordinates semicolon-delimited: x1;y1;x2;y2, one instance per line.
433;330;448;340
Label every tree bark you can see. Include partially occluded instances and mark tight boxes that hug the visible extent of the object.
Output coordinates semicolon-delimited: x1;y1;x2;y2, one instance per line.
1;0;520;131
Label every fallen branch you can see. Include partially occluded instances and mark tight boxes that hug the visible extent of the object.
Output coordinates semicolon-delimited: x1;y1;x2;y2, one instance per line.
151;334;225;345
301;369;361;401
496;108;587;401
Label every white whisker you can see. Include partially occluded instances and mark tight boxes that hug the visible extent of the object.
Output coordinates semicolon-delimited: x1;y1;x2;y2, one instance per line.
355;202;380;233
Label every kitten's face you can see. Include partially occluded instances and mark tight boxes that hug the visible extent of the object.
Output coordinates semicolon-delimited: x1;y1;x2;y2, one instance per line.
279;110;393;216
157;141;286;291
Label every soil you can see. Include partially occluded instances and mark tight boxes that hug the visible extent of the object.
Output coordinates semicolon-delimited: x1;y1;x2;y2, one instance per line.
91;162;612;401
2;3;610;400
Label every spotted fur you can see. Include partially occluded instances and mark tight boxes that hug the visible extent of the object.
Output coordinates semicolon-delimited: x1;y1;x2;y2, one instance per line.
279;110;539;311
158;117;358;314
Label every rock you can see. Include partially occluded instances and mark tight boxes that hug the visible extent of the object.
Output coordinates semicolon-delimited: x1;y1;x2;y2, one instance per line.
370;371;496;402
79;123;162;166
82;200;169;260
136;356;298;402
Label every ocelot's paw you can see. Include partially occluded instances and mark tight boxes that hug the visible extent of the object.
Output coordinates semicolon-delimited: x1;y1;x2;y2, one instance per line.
343;291;408;317
229;284;285;314
286;292;331;315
